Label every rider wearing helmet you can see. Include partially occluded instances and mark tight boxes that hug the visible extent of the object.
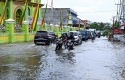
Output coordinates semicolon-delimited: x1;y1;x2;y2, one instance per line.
67;32;75;50
68;32;75;40
60;33;67;41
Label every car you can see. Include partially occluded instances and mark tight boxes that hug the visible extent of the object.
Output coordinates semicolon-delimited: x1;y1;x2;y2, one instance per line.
86;29;97;39
90;31;96;39
49;31;58;42
79;30;89;41
34;31;57;46
86;30;91;39
68;31;82;45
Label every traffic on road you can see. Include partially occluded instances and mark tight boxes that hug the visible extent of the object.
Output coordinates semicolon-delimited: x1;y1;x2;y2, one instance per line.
0;35;125;80
34;29;100;51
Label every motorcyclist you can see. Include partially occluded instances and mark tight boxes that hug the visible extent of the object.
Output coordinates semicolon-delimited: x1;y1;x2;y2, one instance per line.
68;32;75;40
55;38;63;51
60;33;67;41
60;33;68;49
67;32;75;50
97;32;101;38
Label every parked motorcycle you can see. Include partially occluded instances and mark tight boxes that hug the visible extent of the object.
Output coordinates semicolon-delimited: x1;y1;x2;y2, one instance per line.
67;40;74;51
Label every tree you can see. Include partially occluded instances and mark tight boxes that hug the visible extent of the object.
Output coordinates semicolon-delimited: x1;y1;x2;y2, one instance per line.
90;22;104;31
98;22;105;31
90;22;111;31
90;22;111;36
90;22;98;29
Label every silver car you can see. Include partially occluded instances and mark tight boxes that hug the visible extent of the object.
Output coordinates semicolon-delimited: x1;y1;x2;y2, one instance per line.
68;31;82;45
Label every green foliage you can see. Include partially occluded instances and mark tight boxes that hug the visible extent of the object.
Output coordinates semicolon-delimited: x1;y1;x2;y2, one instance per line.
90;22;98;29
90;22;111;36
90;22;111;31
114;21;120;28
102;30;109;36
90;22;104;31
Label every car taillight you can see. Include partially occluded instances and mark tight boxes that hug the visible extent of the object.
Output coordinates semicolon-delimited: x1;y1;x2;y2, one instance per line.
47;34;51;37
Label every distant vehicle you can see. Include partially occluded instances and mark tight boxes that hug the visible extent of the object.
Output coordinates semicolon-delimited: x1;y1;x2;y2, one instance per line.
90;31;96;40
86;29;96;39
97;32;101;38
88;29;96;32
68;31;82;45
95;30;101;36
34;31;57;46
86;30;91;39
79;30;89;41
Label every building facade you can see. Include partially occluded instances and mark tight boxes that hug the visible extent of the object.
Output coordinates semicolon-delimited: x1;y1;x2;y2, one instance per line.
0;0;43;25
41;8;82;27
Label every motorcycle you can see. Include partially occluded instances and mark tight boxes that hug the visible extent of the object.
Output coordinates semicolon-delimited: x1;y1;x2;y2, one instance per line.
67;40;74;51
98;33;101;38
98;35;100;38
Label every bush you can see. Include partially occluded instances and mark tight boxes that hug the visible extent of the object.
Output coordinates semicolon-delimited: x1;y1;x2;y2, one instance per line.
102;30;109;36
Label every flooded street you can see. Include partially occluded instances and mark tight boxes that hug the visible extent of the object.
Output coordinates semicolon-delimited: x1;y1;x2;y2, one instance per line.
0;37;125;80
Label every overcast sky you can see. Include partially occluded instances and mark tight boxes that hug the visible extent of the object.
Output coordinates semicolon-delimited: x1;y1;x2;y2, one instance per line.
42;0;118;23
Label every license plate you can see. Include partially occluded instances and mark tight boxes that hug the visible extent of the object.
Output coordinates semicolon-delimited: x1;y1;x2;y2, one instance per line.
39;38;46;40
37;42;45;44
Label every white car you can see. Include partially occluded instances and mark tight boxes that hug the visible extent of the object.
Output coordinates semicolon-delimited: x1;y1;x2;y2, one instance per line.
68;31;82;45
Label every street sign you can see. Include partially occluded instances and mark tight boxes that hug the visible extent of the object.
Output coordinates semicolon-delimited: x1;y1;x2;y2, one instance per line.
114;28;123;34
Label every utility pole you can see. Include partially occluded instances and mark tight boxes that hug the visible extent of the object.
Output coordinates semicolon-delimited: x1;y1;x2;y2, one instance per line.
112;16;115;39
115;3;119;21
60;9;63;33
78;19;80;30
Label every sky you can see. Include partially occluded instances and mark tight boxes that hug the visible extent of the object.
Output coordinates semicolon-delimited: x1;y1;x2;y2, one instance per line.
42;0;118;23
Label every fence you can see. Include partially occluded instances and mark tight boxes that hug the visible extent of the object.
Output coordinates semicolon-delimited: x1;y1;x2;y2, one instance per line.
0;23;84;44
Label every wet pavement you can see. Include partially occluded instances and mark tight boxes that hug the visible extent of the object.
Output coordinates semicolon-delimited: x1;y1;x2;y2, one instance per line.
0;37;125;80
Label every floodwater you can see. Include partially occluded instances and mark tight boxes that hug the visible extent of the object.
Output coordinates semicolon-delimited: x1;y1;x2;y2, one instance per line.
0;37;125;80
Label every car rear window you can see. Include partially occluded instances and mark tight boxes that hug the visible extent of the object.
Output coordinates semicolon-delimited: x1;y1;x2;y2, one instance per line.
36;31;47;36
68;32;78;36
73;32;78;36
80;31;86;34
49;32;54;35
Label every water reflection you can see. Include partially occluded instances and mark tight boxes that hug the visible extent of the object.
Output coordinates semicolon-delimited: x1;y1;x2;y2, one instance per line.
37;50;76;80
55;50;76;64
121;69;125;79
103;41;125;80
0;51;42;80
2;38;125;80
